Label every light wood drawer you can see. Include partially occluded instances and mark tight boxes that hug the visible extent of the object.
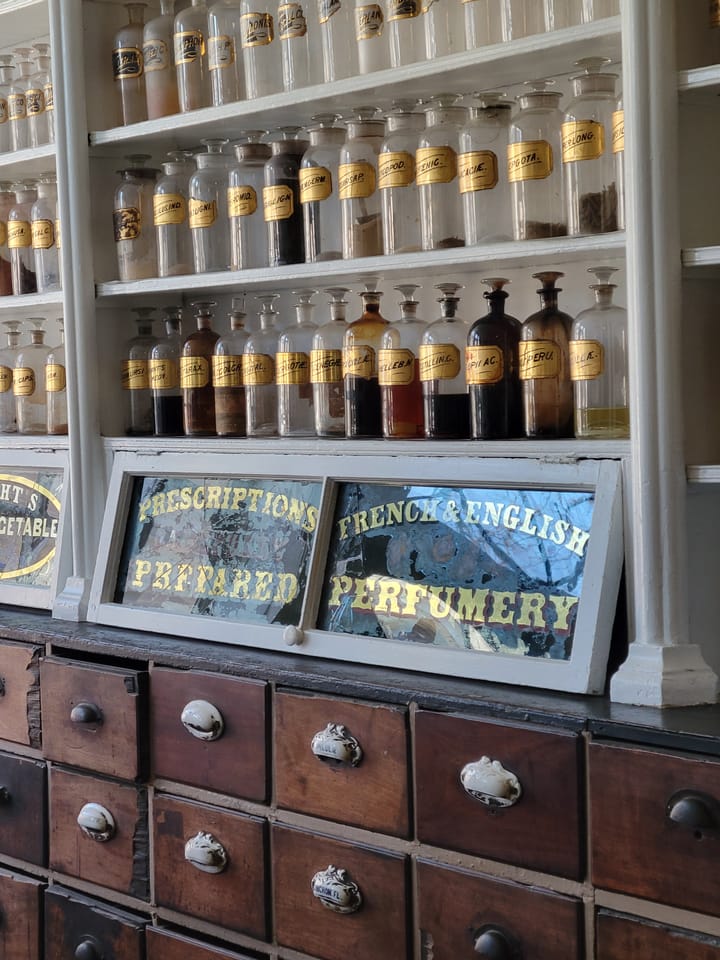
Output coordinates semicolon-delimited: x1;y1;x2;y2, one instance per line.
147;926;266;959
596;910;720;959
0;867;43;960
0;641;41;748
44;885;146;960
0;751;46;866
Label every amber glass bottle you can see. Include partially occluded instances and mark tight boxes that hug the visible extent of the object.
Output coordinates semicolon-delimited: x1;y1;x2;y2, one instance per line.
180;300;220;435
343;281;389;438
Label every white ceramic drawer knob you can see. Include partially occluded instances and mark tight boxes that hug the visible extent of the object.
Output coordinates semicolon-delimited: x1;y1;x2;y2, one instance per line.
77;802;116;842
180;699;225;741
460;756;522;808
311;722;363;767
184;831;228;873
311;864;363;914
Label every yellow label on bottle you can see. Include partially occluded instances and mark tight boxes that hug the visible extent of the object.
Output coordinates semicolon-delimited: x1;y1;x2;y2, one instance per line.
188;198;217;228
149;358;178;390
561;121;605;163
8;221;31;249
180;356;210;388
465;345;504;384
25;89;44;116
569;339;604;381
121;360;149;390
13;367;35;397
518;340;560;380
318;0;341;23
458;151;498;193
46;363;66;392
0;365;12;393
241;12;275;46
154;194;187;226
419;343;461;381
143;38;170;72
378;348;415;386
507;140;553;182
112;46;144;79
31;219;54;249
378;151;415;188
55;219;61;249
228;185;258;217
300;167;332;202
310;349;342;383
612;109;624;154
174;30;205;64
0;221;6;246
415;146;458;185
338;162;376;199
8;93;26;121
355;3;384;39
208;34;236;69
276;351;310;384
279;3;308;38
44;82;54;110
0;98;7;125
711;0;720;27
212;354;244;387
242;353;275;385
387;0;420;20
263;185;294;221
343;344;375;379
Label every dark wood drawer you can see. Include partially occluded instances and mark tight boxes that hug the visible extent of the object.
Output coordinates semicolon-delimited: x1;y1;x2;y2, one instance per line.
44;885;146;960
153;793;267;939
0;867;43;959
274;690;410;836
0;752;46;866
0;641;41;748
272;824;409;960
417;859;583;960
150;667;267;801
597;910;720;958
40;657;147;780
415;710;583;878
49;767;149;899
147;926;265;959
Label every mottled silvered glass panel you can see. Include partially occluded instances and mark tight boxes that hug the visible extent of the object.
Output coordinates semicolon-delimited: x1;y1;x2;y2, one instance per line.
317;483;595;660
0;470;63;589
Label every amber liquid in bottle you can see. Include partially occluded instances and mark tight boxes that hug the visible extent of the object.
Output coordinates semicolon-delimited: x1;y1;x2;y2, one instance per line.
344;287;389;438
181;301;220;435
379;285;424;439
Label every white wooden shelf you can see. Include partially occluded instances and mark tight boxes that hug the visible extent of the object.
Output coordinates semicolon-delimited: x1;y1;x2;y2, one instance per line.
687;465;720;483
0;433;68;452
0;0;49;48
682;245;720;270
0;288;63;315
678;63;720;102
0;142;55;178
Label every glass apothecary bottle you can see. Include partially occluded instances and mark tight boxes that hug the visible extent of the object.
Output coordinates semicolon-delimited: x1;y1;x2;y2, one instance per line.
244;293;279;436
502;0;544;39
379;100;423;255
459;91;513;244
0;321;21;432
181;300;220;435
174;0;212;112
33;43;54;144
562;58;619;236
113;3;148;126
339;107;384;259
26;49;49;148
424;0;464;60
8;53;31;152
154;151;194;278
0;56;13;155
613;85;624;231
9;180;38;295
519;271;574;439
570;266;628;438
419;282;470;439
386;0;424;68
467;277;521;439
114;157;159;281
46;318;67;435
545;0;583;31
581;0;619;21
240;0;281;99
14;318;50;435
264;128;308;267
311;286;348;436
417;94;466;251
228;131;271;270
122;307;155;435
279;0;318;90
317;0;357;81
0;182;15;296
32;173;60;293
300;115;344;262
189;139;231;273
355;0;389;74
508;80;566;240
379;283;424;439
463;0;504;49
212;298;248;437
277;288;317;436
149;305;184;436
143;0;180;120
343;280;388;438
208;0;245;106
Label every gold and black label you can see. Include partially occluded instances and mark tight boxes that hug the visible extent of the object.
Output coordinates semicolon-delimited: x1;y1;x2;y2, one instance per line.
507;140;553;182
189;198;217;228
263;185;294;220
55;219;61;249
112;46;143;79
154;193;187;226
415;146;457;185
242;353;275;385
338;162;376;199
519;340;560;380
318;0;341;22
561;121;605;163
149;358;179;390
276;351;310;384
212;354;244;387
388;0;419;19
0;365;12;393
208;35;236;69
174;30;205;64
378;151;415;188
378;348;415;386
343;345;375;379
113;207;141;241
612;109;624;154
300;166;332;202
569;339;604;380
0;98;7;124
419;343;461;381
13;367;35;397
25;88;44;116
241;12;275;46
121;360;149;390
31;219;54;249
711;0;720;27
355;4;384;39
8;221;31;249
8;93;26;122
228;185;258;216
46;363;66;392
44;82;54;110
310;349;342;383
466;345;504;384
458;150;498;193
279;3;308;38
180;356;210;388
0;222;7;247
143;38;170;72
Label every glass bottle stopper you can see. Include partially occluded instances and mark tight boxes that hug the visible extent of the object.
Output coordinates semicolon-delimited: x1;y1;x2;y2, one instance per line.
2;319;22;338
434;282;463;300
423;93;461;110
325;286;350;303
26;317;46;340
480;277;510;301
199;139;229;154
235;130;267;145
31;42;51;57
255;293;280;325
13;47;34;59
309;113;342;128
572;56;613;75
124;153;153;167
587;265;618;287
131;306;155;332
347;106;381;122
161;305;183;325
532;271;564;292
229;297;246;328
394;283;419;304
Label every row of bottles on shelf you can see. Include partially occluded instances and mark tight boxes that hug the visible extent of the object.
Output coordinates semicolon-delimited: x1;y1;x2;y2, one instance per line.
0;43;55;153
113;69;624;281
122;267;628;442
113;0;619;126
0;176;61;296
0;318;66;435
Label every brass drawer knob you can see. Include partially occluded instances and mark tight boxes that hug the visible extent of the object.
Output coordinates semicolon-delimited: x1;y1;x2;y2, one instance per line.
70;702;103;725
74;938;103;960
311;722;363;767
77;803;116;842
460;757;522;808
180;700;225;741
184;831;229;873
311;865;363;914
474;927;520;959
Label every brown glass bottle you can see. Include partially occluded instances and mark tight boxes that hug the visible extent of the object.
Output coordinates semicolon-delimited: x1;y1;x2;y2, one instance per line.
180;300;220;436
343;282;389;438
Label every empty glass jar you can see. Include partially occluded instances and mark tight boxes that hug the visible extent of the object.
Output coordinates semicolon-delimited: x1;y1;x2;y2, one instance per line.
459;91;513;244
228;131;271;270
174;0;212;112
114;156;159;281
143;0;180;119
154;151;194;278
417;94;466;251
31;172;60;292
300;115;344;262
379;100;423;254
113;2;147;126
339;107;384;259
189;139;231;273
240;0;282;98
208;0;245;106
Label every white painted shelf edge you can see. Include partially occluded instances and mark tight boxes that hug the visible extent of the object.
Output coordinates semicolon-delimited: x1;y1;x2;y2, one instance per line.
682;246;720;268
687;465;720;483
0;142;55;177
678;63;720;92
0;289;63;314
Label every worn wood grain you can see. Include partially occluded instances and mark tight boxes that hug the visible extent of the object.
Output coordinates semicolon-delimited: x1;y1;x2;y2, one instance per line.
0;751;46;865
146;926;258;959
44;884;146;960
0;867;43;960
0;641;42;748
597;911;720;958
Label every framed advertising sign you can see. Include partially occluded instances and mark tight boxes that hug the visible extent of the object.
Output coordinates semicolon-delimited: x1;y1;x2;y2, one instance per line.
89;451;623;694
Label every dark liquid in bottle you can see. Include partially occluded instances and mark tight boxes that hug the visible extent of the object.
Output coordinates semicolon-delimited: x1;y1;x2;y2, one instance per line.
0;256;12;296
424;392;471;439
215;387;247;437
153;395;183;436
12;259;37;295
267;178;305;267
183;385;216;436
470;382;522;440
345;376;382;437
382;363;423;439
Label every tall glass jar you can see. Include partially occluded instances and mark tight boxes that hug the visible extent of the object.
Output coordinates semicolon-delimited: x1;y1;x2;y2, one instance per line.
113;157;159;281
300;115;344;262
0;56;14;155
343;281;388;437
149;305;184;436
263;129;308;266
113;3;148;126
417;94;466;250
379;100;423;255
122;308;155;435
14;318;50;435
0;321;21;432
143;0;180;119
386;0;424;68
213;298;248;436
8;180;38;295
339;107;384;259
459;91;513;244
355;0;389;74
508;80;567;240
26;50;50;148
463;0;504;49
33;43;54;144
424;0;464;60
311;286;348;436
244;293;280;436
31;173;60;292
562;58;619;236
419;282;470;439
545;0;583;30
208;0;245;106
613;86;624;231
154;151;194;277
240;0;282;99
502;0;544;39
228;131;271;269
46;318;67;435
8;54;32;152
581;0;619;21
174;0;212;112
277;289;317;436
189;139;231;273
317;0;357;81
0;182;16;296
379;283;424;439
181;300;220;435
279;0;318;90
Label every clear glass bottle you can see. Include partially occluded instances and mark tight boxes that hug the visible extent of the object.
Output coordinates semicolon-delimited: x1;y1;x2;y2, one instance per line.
387;0;424;68
317;0;357;81
464;0;504;49
228;131;271;269
181;300;220;435
424;0;464;60
519;271;574;439
562;58;619;236
14;318;50;435
502;0;544;39
240;0;282;99
264;128;308;266
379;283;424;439
8;180;38;295
279;0;316;90
174;0;212;112
339;107;384;259
122;307;155;435
26;49;50;148
8;54;32;152
0;182;15;296
113;3;148;126
0;320;21;432
189;138;230;273
419;282;470;439
467;277;522;439
379;100;423;255
343;280;388;438
46;317;67;435
149;305;184;436
33;43;55;144
459;91;513;244
277;288;316;435
417;94;466;251
508;80;567;240
114;156;159;281
301;115;344;262
244;292;279;436
154;150;194;277
208;0;245;106
31;173;60;292
0;56;14;155
143;0;180;120
570;266;628;438
311;286;348;436
612;85;624;231
212;298;248;437
355;0;389;74
581;0;619;22
545;0;583;31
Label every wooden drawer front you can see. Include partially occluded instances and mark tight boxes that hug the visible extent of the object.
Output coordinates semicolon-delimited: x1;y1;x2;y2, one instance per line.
597;911;720;959
417;859;583;960
272;825;409;960
153;794;267;939
0;641;41;748
0;752;46;865
151;667;267;801
0;868;43;960
274;691;410;836
415;710;583;878
147;926;265;959
45;885;145;960
49;767;149;899
40;657;147;780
